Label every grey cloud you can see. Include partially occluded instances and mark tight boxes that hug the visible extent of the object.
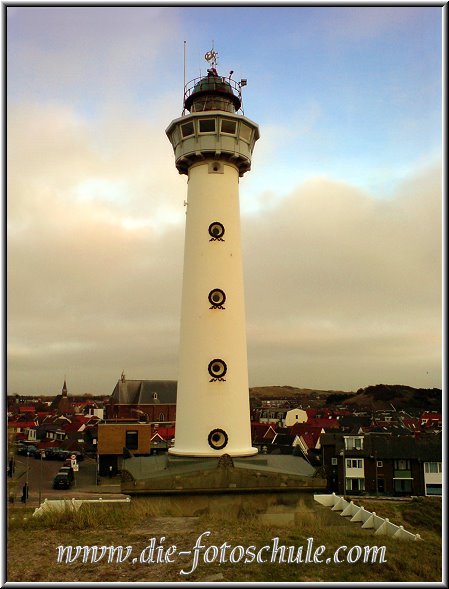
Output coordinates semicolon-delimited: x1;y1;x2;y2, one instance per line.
7;100;441;394
242;165;441;389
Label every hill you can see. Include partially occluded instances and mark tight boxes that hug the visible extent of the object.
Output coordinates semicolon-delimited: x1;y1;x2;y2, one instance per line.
249;384;442;411
249;386;354;408
344;384;442;411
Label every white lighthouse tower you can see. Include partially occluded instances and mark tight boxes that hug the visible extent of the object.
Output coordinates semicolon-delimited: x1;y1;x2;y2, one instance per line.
166;51;259;457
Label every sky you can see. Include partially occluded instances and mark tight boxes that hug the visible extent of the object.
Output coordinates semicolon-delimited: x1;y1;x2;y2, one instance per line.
6;6;443;396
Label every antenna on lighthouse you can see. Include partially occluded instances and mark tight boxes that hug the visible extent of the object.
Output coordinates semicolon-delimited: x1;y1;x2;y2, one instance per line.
183;41;187;115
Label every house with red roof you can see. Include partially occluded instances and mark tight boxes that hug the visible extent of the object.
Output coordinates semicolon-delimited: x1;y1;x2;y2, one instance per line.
419;411;442;431
18;405;36;414
251;423;277;449
289;423;324;449
307;417;340;430
150;426;176;453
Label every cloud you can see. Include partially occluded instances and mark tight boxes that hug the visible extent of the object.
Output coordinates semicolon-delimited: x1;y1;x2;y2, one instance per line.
242;163;442;389
7;101;186;394
7;7;183;106
6;9;442;395
306;7;438;43
7;109;441;394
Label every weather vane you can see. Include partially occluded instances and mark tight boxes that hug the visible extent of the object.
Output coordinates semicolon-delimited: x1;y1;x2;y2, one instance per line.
204;45;218;69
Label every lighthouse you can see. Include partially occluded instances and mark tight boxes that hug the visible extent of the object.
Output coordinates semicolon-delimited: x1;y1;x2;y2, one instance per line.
166;51;259;457
120;50;326;494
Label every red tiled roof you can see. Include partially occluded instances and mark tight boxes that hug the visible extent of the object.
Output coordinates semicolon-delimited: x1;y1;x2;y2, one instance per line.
18;406;36;413
402;422;419;432
288;423;323;436
307;417;339;430
420;411;442;419
300;431;321;449
8;421;37;429
152;426;175;440
61;422;84;432
70;414;91;423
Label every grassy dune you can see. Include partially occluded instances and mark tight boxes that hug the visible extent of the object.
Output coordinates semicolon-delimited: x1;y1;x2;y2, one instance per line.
7;495;442;583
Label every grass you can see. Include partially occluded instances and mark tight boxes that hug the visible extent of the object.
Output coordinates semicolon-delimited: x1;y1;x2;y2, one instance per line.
7;495;443;583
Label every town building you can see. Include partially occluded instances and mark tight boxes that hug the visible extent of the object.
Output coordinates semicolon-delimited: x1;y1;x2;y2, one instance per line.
106;375;176;423
321;431;442;496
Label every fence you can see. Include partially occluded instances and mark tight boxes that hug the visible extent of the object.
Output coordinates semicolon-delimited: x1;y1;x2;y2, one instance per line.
314;493;421;541
32;497;131;517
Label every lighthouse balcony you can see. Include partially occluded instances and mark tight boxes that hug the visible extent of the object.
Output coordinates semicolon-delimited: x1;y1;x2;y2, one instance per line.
166;112;259;177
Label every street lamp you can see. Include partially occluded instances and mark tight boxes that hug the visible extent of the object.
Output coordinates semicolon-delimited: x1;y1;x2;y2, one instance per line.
24;451;30;504
38;450;44;507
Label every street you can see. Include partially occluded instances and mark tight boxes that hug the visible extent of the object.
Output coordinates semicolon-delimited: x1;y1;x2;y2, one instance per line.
9;453;123;506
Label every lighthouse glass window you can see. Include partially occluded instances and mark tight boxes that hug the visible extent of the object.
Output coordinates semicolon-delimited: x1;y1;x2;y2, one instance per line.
199;119;216;133
239;123;252;142
221;119;237;135
181;121;194;138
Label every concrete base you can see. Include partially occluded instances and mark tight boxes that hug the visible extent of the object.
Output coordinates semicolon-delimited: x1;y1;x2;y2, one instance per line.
121;453;327;495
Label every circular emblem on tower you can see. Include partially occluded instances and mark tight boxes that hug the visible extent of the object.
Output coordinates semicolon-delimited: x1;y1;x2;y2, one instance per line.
209;289;226;309
208;428;228;450
208;359;227;381
209;222;225;241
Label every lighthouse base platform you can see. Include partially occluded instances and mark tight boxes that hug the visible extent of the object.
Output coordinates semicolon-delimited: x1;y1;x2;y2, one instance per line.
120;453;327;495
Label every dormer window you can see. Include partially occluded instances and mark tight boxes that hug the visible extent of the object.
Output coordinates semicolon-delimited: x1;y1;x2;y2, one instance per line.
344;436;363;450
152;392;158;400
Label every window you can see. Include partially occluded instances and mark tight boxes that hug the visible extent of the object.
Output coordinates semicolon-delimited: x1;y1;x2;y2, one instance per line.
158;413;165;422
344;436;363;450
199;119;216;133
346;459;363;469
221;119;237;135
377;461;383;468
181;121;194;138
425;462;442;474
345;478;365;491
394;459;411;470
126;430;138;450
152;392;158;400
239;123;252;142
170;128;180;145
426;484;442;496
394;479;412;493
331;457;338;466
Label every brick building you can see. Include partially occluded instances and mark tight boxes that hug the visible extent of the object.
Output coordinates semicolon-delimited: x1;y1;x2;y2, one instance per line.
106;376;176;422
321;431;442;497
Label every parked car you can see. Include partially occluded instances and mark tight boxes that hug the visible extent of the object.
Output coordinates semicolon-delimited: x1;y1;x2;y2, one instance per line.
53;472;72;489
58;466;74;482
17;445;39;456
45;448;69;460
45;446;65;460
